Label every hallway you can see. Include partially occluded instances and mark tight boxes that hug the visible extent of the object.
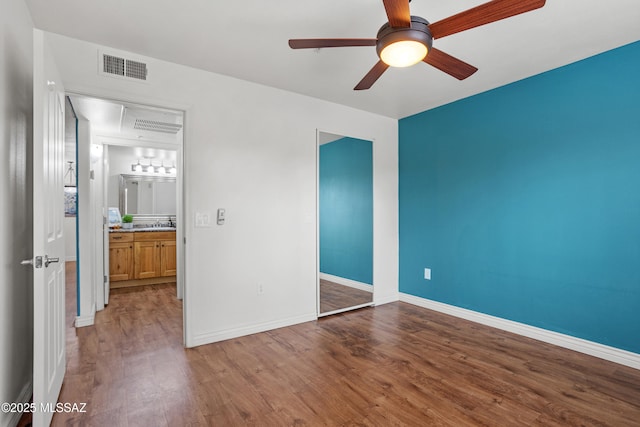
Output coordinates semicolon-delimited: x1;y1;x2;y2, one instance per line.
54;262;183;425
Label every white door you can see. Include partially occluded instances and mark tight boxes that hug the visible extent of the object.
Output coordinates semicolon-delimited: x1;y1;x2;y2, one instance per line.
31;29;66;427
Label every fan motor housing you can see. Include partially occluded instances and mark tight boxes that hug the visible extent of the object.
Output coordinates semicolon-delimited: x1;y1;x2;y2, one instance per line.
376;16;433;59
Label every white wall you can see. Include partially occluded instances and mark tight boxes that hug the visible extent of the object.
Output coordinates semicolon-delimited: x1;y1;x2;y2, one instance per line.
90;139;105;311
46;32;399;347
64;101;77;263
0;0;35;424
75;119;96;324
106;145;132;210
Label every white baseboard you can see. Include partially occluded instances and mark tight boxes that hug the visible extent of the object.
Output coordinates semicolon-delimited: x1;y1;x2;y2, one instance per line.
374;291;400;306
75;306;95;327
319;273;373;293
65;255;76;262
188;312;317;348
4;380;32;427
400;293;640;370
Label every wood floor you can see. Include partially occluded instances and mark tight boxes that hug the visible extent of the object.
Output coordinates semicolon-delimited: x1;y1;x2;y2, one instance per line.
319;279;373;314
51;262;640;426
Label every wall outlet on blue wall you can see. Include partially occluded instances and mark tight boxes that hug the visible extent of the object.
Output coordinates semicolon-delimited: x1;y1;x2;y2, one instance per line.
424;268;431;280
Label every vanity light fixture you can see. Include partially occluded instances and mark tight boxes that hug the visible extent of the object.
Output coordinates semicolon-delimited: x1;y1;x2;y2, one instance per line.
131;159;176;175
132;159;143;173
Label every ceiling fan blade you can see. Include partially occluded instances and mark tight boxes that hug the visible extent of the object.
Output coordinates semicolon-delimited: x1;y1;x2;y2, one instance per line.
289;39;377;49
354;60;390;90
382;0;411;28
429;0;546;39
423;48;478;80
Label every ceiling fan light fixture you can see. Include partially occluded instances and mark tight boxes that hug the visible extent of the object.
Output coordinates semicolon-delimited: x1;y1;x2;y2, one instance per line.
289;0;547;90
380;40;428;67
376;16;433;68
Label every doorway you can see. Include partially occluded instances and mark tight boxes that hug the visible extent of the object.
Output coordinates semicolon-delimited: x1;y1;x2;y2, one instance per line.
65;94;185;343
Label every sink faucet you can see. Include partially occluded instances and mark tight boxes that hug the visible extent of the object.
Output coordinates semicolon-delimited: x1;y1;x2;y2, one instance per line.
169;216;174;228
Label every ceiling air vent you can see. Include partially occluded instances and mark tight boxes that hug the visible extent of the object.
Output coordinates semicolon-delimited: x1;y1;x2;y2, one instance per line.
133;119;182;134
100;51;148;82
125;59;147;80
103;54;125;76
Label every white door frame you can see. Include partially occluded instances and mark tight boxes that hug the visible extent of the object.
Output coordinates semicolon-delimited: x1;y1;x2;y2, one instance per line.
66;90;188;345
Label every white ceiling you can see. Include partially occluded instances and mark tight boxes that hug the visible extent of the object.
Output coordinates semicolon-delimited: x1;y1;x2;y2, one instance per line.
68;95;183;144
65;95;182;163
26;0;640;119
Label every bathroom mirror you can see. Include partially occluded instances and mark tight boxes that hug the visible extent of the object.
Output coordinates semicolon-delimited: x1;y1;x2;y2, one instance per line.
318;131;373;316
119;174;176;215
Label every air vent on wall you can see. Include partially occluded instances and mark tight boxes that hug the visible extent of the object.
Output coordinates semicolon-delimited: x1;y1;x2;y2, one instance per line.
103;54;124;76
133;119;182;134
125;59;147;80
100;52;148;81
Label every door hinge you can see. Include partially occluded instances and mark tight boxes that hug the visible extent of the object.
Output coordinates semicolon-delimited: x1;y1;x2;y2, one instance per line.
104;275;108;283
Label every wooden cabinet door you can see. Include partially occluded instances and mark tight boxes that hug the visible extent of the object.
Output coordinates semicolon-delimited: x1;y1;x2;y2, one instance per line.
160;240;177;277
134;241;161;279
109;242;134;281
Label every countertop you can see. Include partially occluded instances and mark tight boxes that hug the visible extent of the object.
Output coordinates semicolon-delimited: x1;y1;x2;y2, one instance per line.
109;227;176;233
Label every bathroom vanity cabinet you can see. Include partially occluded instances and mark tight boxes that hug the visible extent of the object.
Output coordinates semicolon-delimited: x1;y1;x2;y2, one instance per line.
109;230;176;288
109;232;134;281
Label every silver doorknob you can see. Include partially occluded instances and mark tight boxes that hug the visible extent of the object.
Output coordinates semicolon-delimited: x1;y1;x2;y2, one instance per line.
21;256;43;268
44;255;60;268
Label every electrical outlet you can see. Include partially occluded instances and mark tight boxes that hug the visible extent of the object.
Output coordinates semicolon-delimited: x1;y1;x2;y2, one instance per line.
424;268;431;280
257;283;264;295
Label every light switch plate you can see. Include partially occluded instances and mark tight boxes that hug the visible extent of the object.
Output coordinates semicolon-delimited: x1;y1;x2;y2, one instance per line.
217;208;226;225
424;268;431;280
195;212;211;228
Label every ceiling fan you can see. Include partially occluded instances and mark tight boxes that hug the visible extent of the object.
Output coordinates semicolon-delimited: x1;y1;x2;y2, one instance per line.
289;0;546;90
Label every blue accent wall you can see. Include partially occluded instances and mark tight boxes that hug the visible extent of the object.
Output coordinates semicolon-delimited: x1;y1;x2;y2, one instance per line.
320;137;373;285
399;41;640;353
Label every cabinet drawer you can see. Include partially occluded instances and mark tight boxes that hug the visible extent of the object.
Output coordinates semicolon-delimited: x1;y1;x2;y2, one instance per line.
134;231;176;241
109;232;134;243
